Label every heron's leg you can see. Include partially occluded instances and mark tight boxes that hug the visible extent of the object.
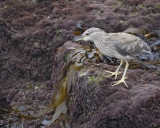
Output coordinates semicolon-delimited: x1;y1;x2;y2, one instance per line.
105;60;123;79
112;61;129;87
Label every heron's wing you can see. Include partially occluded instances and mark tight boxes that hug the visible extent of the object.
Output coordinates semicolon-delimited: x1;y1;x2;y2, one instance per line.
108;33;151;57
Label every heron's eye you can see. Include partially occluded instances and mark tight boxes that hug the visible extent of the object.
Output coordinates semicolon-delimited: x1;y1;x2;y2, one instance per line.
86;33;89;35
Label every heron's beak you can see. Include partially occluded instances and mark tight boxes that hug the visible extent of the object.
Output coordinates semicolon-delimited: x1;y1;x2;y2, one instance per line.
72;35;84;42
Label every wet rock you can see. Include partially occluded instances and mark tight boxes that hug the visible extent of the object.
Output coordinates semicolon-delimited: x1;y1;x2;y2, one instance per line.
69;61;160;128
0;0;160;127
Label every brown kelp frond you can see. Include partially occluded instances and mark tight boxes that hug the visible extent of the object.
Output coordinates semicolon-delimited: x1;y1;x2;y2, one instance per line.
42;54;85;127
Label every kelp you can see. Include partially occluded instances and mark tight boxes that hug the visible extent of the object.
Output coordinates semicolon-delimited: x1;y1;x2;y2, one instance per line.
145;30;160;39
73;22;87;36
35;53;85;127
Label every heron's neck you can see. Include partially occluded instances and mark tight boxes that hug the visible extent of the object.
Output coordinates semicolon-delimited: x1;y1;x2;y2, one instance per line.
91;32;107;47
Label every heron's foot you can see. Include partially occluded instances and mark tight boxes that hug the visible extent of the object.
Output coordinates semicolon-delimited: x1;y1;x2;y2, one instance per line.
104;70;121;79
112;77;128;88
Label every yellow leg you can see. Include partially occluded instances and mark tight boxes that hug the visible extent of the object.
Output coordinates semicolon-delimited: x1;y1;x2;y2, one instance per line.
113;61;129;88
105;60;123;79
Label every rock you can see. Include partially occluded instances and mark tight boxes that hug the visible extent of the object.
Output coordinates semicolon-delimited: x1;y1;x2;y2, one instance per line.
68;55;160;128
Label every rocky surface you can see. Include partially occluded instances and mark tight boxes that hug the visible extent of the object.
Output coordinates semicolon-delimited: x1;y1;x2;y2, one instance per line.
56;41;160;128
0;0;160;127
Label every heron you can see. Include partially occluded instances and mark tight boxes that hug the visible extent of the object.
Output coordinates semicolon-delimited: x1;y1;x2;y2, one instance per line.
73;27;151;87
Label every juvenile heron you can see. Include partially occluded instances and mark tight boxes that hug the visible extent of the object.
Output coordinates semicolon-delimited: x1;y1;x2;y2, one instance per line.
73;27;151;87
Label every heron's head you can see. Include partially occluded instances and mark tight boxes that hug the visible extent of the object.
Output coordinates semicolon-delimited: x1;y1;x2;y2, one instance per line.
73;27;103;42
